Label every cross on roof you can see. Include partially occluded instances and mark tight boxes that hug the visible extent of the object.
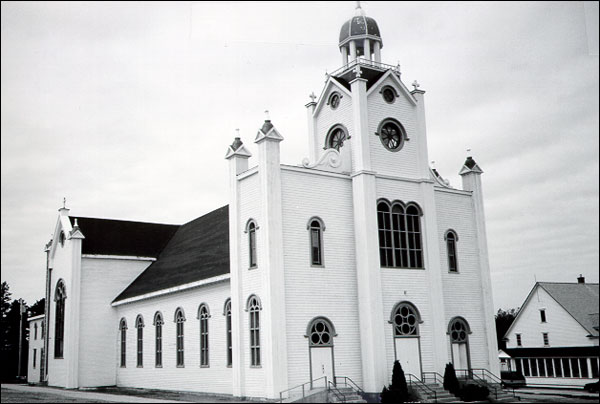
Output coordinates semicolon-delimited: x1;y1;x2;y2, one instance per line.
63;197;66;209
412;80;420;90
354;65;362;78
309;92;317;102
264;110;270;120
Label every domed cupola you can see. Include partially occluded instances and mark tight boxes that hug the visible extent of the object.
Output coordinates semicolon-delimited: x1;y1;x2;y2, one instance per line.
338;2;383;65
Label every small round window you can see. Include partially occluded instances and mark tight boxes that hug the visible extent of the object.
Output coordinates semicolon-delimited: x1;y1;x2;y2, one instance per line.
328;92;341;110
382;87;396;103
377;119;406;152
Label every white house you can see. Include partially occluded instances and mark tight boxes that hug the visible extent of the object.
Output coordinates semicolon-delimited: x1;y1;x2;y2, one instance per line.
35;3;500;400
27;315;45;384
503;276;599;388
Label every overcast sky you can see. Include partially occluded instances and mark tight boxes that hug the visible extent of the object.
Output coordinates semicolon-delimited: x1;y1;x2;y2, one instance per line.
1;1;598;311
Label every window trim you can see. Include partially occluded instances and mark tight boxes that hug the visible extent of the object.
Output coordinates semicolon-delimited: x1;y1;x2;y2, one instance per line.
174;307;186;368
307;216;326;267
379;85;399;104
135;315;144;368
305;316;337;347
197;303;210;368
542;332;549;347
153;311;163;368
119;318;127;368
444;229;459;273
327;91;343;110
54;279;67;359
540;309;547;323
375;118;408;152
377;199;424;269
389;301;423;337
246;295;262;368
324;124;349;151
224;298;232;368
245;219;259;269
516;333;522;347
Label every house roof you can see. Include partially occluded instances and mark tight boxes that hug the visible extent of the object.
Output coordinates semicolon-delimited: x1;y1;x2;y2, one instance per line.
113;205;229;303
538;282;599;337
70;216;179;258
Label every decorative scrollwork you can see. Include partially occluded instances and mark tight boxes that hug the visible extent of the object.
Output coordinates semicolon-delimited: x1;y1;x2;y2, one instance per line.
302;149;342;169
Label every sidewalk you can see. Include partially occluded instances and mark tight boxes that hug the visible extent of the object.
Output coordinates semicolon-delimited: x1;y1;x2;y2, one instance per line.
514;386;599;400
2;384;191;403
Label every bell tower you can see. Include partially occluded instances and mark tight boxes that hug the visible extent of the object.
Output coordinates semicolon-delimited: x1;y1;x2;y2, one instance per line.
338;2;383;64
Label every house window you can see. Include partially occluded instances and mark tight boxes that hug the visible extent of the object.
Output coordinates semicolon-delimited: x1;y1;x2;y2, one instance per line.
34;323;38;340
136;315;144;367
553;358;563;377
198;304;209;367
247;220;258;269
540;309;546;323
175;308;185;367
516;333;522;347
562;358;571;377
308;217;325;266
54;280;66;358
580;358;589;378
542;332;549;346
33;349;37;368
154;312;163;367
119;318;127;367
225;299;232;367
377;200;423;268
445;230;458;272
248;295;261;367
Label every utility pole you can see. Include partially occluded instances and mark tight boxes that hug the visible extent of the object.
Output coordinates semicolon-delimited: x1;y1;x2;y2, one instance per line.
17;298;24;378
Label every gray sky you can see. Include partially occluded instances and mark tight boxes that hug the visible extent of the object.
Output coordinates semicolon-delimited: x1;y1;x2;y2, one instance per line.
2;1;598;311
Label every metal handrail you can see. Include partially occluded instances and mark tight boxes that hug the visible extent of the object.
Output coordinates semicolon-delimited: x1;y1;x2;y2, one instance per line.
470;368;516;398
421;371;445;386
405;373;437;403
278;375;327;402
329;58;399;77
334;376;364;395
328;381;347;403
455;369;498;399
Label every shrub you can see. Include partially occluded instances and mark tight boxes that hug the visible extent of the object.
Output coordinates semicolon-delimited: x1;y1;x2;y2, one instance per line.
458;383;489;402
391;360;408;396
380;361;412;403
443;363;460;395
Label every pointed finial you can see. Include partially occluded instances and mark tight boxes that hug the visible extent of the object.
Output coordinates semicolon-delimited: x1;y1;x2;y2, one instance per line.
235;128;240;136
73;218;79;229
309;92;317;102
430;160;436;169
412;80;420;90
466;147;472;156
63;197;66;209
264;110;270;121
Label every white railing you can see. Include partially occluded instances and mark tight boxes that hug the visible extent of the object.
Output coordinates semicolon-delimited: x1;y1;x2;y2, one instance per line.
329;58;399;77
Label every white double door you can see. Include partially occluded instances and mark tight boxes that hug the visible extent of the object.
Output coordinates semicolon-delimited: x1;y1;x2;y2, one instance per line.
310;347;334;388
452;342;469;371
394;337;422;378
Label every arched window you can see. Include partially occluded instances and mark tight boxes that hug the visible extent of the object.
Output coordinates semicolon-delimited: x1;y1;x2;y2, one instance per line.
307;217;325;266
198;304;210;367
174;308;185;367
448;317;470;343
325;124;348;151
34;323;38;340
224;299;232;367
307;317;335;347
445;230;459;272
377;200;423;268
246;220;258;269
119;318;127;367
136;315;144;367
153;312;163;367
247;295;261;367
54;280;66;358
391;302;421;337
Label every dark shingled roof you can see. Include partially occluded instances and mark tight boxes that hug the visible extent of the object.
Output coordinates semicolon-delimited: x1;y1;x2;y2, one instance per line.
70;216;179;258
539;282;599;336
113;205;229;302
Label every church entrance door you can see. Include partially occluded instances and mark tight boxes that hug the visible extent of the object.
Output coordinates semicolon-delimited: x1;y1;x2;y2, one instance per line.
449;317;471;374
394;338;422;378
451;342;469;371
307;317;336;388
310;347;334;388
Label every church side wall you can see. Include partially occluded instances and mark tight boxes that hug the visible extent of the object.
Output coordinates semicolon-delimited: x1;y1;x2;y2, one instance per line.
47;239;73;388
280;169;363;389
435;189;492;369
115;280;232;394
368;77;420;179
78;257;152;387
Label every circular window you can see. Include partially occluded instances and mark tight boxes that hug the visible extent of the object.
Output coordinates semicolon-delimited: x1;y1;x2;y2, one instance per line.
393;303;419;336
326;125;348;151
377;119;406;152
309;319;333;346
450;318;469;343
328;92;341;110
382;87;396;103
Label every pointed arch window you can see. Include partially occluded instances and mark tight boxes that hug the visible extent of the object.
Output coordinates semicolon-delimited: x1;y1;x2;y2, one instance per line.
445;230;459;272
153;312;163;367
247;295;262;367
224;299;232;367
198;304;210;367
308;217;325;266
54;280;66;358
246;219;258;269
377;200;424;268
119;318;127;367
136;315;144;367
174;308;185;367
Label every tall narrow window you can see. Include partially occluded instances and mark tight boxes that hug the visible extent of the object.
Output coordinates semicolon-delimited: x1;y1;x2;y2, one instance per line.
540;309;547;323
308;218;325;266
248;295;261;367
119;318;127;367
33;349;37;368
445;230;458;272
542;332;549;346
247;220;258;269
225;299;232;367
136;315;144;367
175;308;185;367
34;323;38;340
377;200;423;268
54;280;66;358
516;334;522;347
198;304;209;367
154;312;163;367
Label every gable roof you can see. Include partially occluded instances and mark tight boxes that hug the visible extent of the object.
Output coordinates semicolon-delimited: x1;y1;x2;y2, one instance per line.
538;282;599;336
70;216;179;258
113;205;229;303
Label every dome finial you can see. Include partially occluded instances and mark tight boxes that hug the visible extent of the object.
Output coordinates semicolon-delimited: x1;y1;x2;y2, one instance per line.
355;1;365;16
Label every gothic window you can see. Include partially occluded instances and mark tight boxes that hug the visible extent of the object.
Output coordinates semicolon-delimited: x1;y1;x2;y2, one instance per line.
391;302;421;336
445;230;459;272
248;295;261;367
198;304;210;367
325;125;348;151
54;280;66;358
449;317;470;343
175;308;185;367
377;200;423;268
154;312;163;367
308;217;325;266
119;318;127;367
224;299;232;367
136;315;144;367
376;118;406;152
308;318;335;347
328;91;342;110
246;220;258;269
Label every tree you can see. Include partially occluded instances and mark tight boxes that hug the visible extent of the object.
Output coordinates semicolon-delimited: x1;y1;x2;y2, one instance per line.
29;298;45;317
443;363;460;395
381;360;410;403
495;308;519;350
1;282;11;319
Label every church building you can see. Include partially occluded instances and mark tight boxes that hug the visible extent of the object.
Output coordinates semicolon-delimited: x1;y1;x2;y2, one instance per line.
33;3;500;400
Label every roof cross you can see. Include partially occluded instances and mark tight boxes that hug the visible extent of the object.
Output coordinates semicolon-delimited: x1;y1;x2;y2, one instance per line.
354;64;362;78
412;80;420;90
309;92;317;102
63;197;66;209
